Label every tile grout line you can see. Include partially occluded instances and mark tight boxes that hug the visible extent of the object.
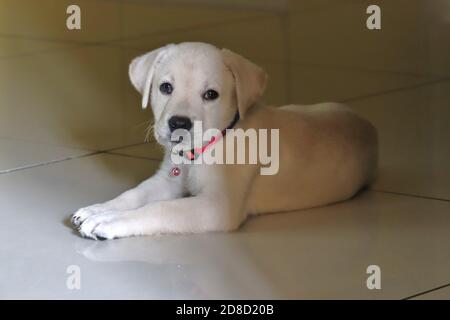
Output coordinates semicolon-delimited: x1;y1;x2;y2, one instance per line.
0;0;448;81
267;59;448;79
1;40;448;104
1;40;448;88
106;14;275;44
0;13;269;50
105;151;162;162
0;13;272;64
0;141;159;175
402;283;450;300
371;189;450;203
97;141;150;153
0;145;448;207
341;77;450;103
0;151;101;175
12;145;443;206
1;32;448;80
0;136;94;152
102;0;286;13
1;16;449;80
3;40;446;81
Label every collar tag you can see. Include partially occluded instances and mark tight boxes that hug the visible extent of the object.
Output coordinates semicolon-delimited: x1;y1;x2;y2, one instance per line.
169;166;181;177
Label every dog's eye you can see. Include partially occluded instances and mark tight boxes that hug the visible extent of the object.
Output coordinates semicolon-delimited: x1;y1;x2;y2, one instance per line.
160;82;173;95
203;89;219;101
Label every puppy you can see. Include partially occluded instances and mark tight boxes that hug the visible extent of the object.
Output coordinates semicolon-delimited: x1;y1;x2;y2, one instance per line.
71;42;378;240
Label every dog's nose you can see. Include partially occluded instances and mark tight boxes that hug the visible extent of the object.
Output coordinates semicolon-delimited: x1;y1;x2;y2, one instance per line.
168;116;192;132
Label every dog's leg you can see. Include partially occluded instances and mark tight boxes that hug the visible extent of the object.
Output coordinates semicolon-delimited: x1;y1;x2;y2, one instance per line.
78;191;245;240
71;170;183;228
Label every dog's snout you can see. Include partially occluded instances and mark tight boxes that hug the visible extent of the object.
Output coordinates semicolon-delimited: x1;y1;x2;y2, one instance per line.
168;116;192;132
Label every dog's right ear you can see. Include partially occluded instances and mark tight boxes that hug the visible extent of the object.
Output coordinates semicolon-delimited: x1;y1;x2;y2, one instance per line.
129;44;175;109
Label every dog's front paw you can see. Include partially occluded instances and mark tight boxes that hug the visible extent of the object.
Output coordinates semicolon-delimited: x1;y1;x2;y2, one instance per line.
71;204;108;228
77;212;125;240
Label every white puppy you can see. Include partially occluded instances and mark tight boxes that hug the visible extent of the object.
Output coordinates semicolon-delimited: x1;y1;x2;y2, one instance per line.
71;42;378;240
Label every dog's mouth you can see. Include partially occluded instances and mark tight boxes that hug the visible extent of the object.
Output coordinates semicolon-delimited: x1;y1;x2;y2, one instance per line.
155;129;192;150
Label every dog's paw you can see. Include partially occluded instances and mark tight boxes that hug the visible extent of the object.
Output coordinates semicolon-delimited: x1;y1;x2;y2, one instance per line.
71;205;108;228
77;212;124;240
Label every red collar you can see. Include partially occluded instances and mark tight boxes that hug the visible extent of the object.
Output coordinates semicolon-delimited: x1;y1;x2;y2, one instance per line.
182;111;240;161
169;112;240;177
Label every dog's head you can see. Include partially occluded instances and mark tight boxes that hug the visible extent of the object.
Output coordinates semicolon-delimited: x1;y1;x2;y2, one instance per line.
129;42;267;148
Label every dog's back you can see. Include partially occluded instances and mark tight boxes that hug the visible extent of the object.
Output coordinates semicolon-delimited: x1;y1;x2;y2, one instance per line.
246;103;378;214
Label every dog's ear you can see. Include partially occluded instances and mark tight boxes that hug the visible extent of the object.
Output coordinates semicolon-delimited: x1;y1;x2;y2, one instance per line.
129;44;175;109
222;48;268;118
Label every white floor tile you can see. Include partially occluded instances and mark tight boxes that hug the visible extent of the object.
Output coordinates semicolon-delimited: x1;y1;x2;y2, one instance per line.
288;64;437;104
108;143;163;161
118;2;262;41
115;15;285;62
0;138;91;173
0;45;144;150
0;37;76;59
238;191;450;299
349;81;450;200
0;154;448;299
288;0;450;77
0;153;159;299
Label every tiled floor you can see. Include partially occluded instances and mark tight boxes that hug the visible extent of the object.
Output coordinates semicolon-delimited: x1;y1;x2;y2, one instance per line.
0;0;448;299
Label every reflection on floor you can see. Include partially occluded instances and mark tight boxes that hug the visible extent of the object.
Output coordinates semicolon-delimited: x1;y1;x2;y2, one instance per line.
0;0;449;299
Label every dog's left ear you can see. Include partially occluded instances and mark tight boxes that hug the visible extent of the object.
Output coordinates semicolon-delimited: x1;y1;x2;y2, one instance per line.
129;44;175;109
222;48;268;119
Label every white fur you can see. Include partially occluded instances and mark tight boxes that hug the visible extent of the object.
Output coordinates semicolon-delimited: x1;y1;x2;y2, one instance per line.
71;42;378;240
